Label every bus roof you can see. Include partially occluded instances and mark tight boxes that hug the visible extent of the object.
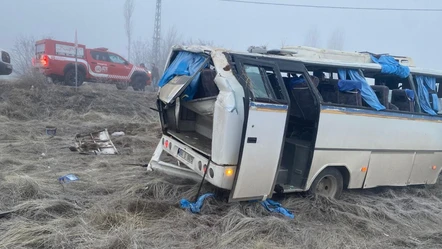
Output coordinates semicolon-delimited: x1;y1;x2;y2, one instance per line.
170;45;442;78
409;67;442;78
280;46;415;67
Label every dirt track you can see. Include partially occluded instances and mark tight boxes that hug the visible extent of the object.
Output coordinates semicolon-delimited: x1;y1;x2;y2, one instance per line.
0;78;442;249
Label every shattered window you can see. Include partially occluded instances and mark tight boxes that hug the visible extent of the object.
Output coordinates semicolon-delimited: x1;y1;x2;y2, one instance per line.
244;65;274;100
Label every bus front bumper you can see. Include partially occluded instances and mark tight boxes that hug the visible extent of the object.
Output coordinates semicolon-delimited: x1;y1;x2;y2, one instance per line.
148;135;236;190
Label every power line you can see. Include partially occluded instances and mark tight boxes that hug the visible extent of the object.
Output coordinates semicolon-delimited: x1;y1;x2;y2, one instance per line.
220;0;442;12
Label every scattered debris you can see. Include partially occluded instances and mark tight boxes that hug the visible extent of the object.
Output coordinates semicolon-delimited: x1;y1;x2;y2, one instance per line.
111;131;125;137
70;129;118;155
58;174;79;183
45;126;57;136
180;193;214;213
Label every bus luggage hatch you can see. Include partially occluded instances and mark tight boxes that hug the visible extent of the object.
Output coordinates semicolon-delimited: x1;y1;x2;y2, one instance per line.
229;57;289;201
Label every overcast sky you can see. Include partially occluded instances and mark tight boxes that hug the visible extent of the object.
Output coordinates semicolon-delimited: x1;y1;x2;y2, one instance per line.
1;0;441;68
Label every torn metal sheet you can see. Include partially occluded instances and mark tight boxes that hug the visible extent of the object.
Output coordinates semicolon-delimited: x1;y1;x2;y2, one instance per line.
73;129;118;155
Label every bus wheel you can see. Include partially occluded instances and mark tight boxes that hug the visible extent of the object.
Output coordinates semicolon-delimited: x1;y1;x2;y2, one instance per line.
309;168;343;199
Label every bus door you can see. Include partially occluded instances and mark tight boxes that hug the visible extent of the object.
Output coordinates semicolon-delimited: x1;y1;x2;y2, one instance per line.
229;56;290;201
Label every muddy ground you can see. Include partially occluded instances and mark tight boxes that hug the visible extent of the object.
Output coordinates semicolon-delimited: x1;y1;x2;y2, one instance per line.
0;77;441;249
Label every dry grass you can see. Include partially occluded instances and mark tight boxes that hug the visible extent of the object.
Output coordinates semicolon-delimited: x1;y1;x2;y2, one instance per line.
0;79;442;248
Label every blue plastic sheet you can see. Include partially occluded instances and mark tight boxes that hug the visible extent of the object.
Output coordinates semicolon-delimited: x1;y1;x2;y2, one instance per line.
58;174;79;183
425;76;440;113
338;69;386;110
157;51;208;101
415;75;438;115
370;55;410;78
180;193;214;213
337;80;362;92
405;89;415;101
261;199;294;219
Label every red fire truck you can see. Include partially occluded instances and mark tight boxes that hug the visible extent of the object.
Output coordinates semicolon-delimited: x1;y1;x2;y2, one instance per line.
32;39;151;91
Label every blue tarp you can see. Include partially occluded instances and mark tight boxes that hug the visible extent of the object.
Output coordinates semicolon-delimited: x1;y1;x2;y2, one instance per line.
370;54;410;78
425;76;440;113
180;193;214;213
157;51;207;101
338;69;386;110
415;75;439;115
337;80;362;92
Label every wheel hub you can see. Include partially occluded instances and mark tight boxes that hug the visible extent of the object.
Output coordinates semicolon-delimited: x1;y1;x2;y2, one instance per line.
315;175;337;197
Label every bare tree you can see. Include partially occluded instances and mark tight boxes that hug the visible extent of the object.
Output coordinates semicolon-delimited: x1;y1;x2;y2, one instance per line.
124;0;135;62
182;38;214;47
304;26;321;47
131;26;217;72
157;26;183;70
327;28;345;50
131;38;151;66
11;35;36;76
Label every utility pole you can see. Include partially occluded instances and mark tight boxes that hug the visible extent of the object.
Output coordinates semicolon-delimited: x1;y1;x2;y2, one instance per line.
75;29;78;90
152;0;161;66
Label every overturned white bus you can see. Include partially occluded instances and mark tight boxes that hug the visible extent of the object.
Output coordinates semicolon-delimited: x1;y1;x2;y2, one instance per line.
148;45;442;202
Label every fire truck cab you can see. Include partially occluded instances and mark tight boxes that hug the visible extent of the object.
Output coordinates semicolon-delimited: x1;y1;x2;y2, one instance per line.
33;39;151;90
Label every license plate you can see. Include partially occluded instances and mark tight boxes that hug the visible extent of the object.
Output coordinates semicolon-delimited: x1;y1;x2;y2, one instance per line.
177;148;194;163
6;64;11;69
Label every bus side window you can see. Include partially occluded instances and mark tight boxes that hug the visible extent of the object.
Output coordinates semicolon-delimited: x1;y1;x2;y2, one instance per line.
243;64;286;102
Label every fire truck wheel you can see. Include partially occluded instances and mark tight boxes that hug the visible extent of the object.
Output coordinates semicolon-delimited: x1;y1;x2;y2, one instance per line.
64;68;84;87
132;76;146;91
116;82;129;90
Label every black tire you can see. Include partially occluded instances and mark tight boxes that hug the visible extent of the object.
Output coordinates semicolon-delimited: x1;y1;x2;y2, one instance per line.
308;167;343;199
116;82;129;90
64;68;84;86
132;75;146;91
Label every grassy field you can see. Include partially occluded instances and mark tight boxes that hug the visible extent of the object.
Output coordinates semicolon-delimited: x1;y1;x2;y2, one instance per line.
0;78;441;249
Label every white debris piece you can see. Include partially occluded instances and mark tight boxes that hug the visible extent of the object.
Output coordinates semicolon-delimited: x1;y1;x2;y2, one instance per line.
111;131;125;137
73;129;119;155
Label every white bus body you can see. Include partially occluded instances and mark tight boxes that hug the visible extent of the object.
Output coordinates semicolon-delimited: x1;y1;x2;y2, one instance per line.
148;45;442;202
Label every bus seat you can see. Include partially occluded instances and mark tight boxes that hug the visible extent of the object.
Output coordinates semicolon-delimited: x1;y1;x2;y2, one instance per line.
370;85;389;108
388;102;399;110
318;79;362;106
318;80;339;104
194;69;219;98
391;89;415;112
338;80;362;106
291;82;317;120
339;90;362;106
